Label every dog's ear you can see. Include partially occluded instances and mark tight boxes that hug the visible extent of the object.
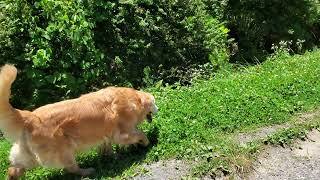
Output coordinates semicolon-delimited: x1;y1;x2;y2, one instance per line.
139;93;158;114
139;93;150;110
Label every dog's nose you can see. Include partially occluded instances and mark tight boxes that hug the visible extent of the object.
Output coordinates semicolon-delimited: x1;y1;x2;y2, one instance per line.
151;106;158;115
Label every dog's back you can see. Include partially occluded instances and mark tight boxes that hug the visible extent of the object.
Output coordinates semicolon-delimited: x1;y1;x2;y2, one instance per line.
30;87;149;151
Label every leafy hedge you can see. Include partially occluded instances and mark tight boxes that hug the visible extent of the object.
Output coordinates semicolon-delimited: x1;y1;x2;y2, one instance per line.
225;0;320;62
0;0;229;108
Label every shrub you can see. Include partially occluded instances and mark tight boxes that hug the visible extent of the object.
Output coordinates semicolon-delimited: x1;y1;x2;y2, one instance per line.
225;0;320;63
0;0;229;108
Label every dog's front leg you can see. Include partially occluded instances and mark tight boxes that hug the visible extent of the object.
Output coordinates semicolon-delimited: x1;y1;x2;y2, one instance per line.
114;130;149;147
136;132;150;146
60;151;95;176
98;138;113;156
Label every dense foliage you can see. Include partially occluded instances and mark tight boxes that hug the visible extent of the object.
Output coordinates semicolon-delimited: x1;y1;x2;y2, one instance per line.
0;0;229;108
225;0;320;62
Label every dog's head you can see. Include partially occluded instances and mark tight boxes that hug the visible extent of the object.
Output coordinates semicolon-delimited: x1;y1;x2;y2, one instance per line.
139;92;158;123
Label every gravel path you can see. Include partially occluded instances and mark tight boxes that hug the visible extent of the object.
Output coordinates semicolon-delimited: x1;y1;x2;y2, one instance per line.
133;160;190;180
245;129;320;180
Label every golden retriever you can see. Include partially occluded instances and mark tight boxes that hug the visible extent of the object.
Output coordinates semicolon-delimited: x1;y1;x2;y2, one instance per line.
0;64;158;179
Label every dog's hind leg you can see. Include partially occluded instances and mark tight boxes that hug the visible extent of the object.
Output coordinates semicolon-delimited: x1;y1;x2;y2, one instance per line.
8;142;38;180
60;151;95;177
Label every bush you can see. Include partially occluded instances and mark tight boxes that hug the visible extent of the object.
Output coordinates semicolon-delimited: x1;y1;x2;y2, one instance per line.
225;0;320;63
0;0;229;108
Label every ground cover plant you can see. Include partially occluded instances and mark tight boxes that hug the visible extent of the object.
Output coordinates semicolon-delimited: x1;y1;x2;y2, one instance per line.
0;49;320;179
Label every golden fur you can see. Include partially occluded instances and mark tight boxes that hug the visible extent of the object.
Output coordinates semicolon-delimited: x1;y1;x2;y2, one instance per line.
0;64;158;179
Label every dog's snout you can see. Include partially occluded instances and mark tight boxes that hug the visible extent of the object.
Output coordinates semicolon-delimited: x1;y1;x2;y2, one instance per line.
153;105;159;114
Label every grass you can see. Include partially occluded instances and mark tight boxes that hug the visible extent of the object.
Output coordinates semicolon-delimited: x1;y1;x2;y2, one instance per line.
1;49;320;179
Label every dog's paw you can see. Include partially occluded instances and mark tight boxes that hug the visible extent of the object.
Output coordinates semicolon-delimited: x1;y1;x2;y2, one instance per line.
8;166;25;180
139;139;150;147
102;150;114;156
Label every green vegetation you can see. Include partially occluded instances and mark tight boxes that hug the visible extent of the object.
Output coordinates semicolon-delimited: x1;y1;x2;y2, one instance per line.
0;0;229;108
0;49;320;179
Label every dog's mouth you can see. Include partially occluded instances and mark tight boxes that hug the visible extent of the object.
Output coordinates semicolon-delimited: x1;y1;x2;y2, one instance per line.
146;113;153;123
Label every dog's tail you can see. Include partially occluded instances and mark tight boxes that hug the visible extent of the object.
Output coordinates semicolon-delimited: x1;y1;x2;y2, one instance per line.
0;64;25;141
0;64;17;103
